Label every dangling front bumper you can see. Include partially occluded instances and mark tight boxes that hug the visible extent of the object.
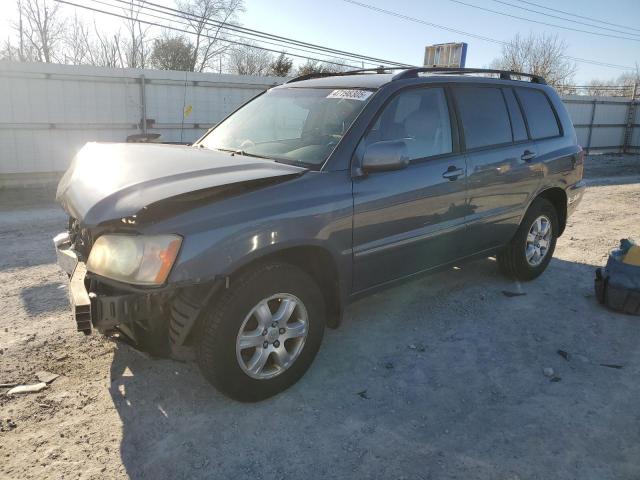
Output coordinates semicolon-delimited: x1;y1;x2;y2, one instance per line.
54;232;92;334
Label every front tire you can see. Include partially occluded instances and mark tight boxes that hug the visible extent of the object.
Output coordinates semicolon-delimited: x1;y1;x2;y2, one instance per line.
197;262;325;402
498;198;559;281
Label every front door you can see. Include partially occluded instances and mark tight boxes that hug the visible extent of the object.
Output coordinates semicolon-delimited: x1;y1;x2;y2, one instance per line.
352;86;468;292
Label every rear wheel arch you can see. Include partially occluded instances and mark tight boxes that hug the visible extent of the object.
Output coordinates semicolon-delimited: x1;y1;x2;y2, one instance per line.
533;187;567;236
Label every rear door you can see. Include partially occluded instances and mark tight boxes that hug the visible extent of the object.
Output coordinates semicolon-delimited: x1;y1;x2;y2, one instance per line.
352;86;468;292
514;87;568;173
453;85;543;253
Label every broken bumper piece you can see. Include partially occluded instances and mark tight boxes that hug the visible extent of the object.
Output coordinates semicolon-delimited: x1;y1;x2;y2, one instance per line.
54;232;92;334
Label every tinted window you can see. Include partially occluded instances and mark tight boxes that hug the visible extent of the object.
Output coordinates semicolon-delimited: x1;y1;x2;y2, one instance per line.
365;87;452;160
503;88;528;142
454;87;512;149
515;88;560;139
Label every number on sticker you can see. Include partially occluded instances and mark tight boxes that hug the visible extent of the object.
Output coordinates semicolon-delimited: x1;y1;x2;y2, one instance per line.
326;90;373;101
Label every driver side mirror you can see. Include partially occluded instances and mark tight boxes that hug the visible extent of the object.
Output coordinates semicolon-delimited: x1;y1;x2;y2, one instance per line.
361;140;410;174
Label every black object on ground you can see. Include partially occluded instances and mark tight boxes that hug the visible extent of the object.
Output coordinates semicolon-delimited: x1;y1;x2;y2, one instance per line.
595;239;640;316
600;364;624;369
557;350;570;361
502;290;527;297
357;390;370;399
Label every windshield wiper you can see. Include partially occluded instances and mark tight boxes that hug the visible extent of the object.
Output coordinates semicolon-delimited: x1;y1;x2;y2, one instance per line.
212;147;310;168
214;147;272;160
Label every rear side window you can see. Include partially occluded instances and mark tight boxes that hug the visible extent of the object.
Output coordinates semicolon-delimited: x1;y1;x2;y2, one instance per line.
503;88;528;142
515;88;561;139
453;87;512;149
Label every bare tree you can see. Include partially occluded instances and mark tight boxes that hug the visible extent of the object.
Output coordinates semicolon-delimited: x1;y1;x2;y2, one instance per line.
13;0;67;63
0;38;20;61
149;34;195;71
93;24;124;68
176;0;244;72
585;65;640;97
120;0;150;68
227;43;273;76
64;14;92;65
490;33;576;88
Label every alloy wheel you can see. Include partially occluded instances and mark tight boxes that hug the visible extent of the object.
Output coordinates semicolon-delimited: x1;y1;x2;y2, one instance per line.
235;293;309;380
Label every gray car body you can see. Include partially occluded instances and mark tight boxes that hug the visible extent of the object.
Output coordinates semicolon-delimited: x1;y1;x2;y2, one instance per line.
57;73;585;325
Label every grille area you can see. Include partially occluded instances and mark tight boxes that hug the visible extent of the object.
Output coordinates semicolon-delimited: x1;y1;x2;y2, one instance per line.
68;217;93;260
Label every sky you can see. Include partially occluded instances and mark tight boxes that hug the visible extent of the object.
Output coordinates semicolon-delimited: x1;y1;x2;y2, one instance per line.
1;0;638;83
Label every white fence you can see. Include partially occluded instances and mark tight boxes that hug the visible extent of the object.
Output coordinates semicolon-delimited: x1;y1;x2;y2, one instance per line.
0;62;282;187
563;94;639;154
0;61;638;187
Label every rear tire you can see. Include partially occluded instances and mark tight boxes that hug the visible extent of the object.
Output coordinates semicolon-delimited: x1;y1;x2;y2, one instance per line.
498;198;559;281
197;262;325;402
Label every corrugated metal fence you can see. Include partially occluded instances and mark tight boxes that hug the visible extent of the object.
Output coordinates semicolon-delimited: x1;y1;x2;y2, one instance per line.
563;93;639;154
0;61;638;187
0;62;282;187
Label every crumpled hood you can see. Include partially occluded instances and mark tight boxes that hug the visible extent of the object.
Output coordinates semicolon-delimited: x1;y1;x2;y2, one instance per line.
56;142;306;225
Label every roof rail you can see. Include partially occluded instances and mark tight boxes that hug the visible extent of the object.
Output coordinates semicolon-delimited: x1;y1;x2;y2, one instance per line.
285;66;411;84
392;67;546;84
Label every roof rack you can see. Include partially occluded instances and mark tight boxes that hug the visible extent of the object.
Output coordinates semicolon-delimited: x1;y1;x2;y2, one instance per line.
392;67;546;84
285;66;410;84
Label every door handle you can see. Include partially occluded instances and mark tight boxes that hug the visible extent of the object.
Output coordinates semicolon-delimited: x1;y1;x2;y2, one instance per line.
442;166;464;181
521;150;537;162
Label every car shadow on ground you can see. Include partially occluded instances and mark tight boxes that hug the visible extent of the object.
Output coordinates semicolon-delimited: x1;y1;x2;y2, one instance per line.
20;281;69;315
108;256;640;480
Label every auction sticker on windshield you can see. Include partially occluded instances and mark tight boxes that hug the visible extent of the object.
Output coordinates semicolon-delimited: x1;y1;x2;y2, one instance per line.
326;89;373;101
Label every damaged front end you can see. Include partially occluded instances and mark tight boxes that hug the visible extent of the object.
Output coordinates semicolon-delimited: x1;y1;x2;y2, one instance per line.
54;221;221;355
53;142;306;351
53;223;176;342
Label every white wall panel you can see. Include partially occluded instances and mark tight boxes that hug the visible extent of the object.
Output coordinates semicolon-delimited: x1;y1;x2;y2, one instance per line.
1;61;636;179
0;62;280;176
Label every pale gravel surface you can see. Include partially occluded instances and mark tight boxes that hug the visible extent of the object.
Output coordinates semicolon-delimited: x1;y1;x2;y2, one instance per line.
1;154;639;480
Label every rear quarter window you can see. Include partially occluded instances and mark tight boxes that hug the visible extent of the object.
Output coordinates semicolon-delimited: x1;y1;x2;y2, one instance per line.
453;86;512;150
515;88;561;139
503;88;528;142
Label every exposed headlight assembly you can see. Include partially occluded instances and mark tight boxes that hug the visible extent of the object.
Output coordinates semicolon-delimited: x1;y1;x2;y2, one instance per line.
87;234;182;285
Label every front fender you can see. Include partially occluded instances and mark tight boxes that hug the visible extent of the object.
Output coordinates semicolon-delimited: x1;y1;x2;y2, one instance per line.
142;171;354;291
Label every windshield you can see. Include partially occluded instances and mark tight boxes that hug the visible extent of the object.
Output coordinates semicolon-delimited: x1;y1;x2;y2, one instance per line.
198;87;374;167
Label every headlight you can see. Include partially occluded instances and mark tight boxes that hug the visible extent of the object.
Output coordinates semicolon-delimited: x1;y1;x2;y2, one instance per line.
87;234;182;285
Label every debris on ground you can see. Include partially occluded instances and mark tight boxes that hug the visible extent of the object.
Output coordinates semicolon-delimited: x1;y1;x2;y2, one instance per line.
384;362;394;369
600;364;623;369
7;382;48;395
542;367;555;378
502;290;526;297
550;377;562;382
408;343;426;352
0;419;18;432
357;390;370;399
36;371;60;384
557;350;570;361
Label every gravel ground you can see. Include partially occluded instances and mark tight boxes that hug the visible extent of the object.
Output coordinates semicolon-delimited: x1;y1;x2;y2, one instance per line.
1;154;639;480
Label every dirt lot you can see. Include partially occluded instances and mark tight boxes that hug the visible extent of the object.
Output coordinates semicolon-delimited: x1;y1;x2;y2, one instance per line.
1;154;639;480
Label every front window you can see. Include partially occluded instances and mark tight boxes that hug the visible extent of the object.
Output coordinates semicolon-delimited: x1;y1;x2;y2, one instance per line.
198;87;374;167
